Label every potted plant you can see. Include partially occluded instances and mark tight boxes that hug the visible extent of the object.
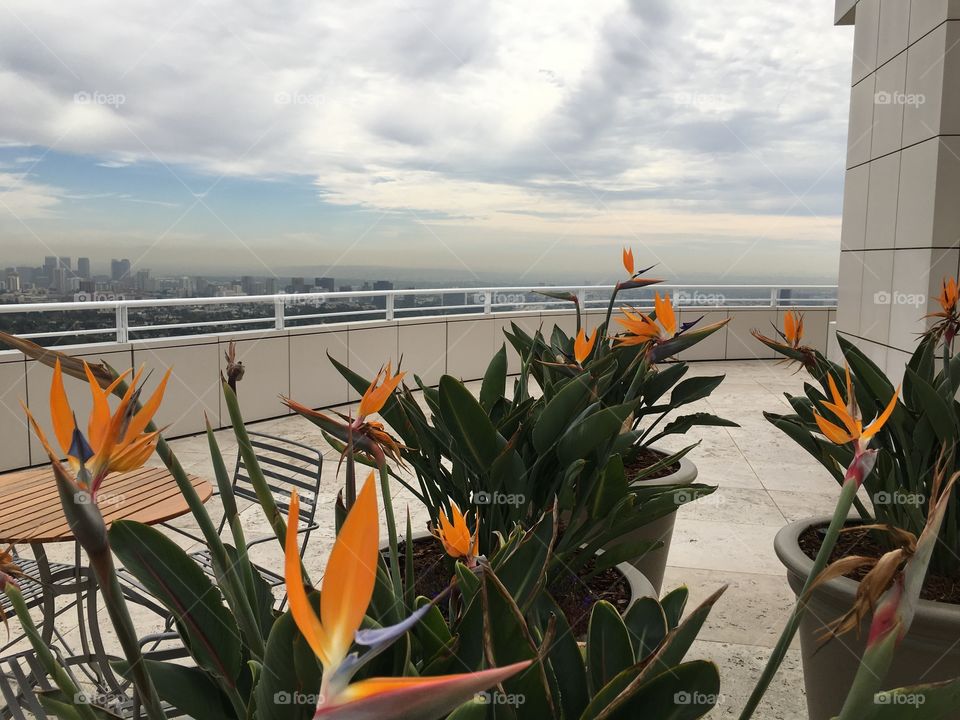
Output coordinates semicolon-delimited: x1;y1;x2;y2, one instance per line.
3;338;728;720
749;295;960;719
504;249;736;590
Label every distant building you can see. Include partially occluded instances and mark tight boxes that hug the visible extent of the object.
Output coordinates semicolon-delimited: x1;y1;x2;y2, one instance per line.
52;266;69;293
135;269;151;292
316;277;335;292
264;277;278;294
43;256;57;276
339;284;353;292
240;275;257;295
111;258;131;283
77;257;91;279
5;271;20;293
290;277;306;293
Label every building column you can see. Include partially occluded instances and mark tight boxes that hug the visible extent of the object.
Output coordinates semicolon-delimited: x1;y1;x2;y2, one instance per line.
835;0;960;381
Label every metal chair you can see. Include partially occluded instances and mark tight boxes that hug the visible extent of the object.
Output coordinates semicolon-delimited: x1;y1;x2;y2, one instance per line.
190;432;323;593
0;646;186;720
122;432;322;614
0;548;87;654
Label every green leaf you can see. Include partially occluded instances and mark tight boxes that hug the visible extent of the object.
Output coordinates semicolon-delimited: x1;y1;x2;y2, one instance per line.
660;586;689;629
438;375;502;468
123;660;235;720
871;679;960;720
255;597;322;720
108;521;242;683
904;368;956;442
591;454;629;520
558;403;634;466
587;601;636;696
653;413;739;439
623;597;668;659
533;373;594;453
480;345;508;411
669;376;726;406
589;660;721;720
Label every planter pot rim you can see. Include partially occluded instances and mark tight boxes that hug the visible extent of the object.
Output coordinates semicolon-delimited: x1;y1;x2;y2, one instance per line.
384;531;657;607
775;516;960;630
627;444;698;488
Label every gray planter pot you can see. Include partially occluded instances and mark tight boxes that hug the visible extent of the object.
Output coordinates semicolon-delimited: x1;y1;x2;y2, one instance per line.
621;447;698;594
775;516;960;720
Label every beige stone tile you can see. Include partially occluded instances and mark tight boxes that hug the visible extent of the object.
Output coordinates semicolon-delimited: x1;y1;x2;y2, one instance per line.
668;519;782;575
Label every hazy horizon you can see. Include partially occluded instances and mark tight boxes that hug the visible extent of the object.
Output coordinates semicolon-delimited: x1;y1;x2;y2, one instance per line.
0;1;853;284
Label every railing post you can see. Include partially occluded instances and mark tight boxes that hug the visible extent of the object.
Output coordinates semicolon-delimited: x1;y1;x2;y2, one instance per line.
483;291;492;316
115;304;129;343
576;288;586;311
770;288;779;308
386;293;395;321
274;295;286;330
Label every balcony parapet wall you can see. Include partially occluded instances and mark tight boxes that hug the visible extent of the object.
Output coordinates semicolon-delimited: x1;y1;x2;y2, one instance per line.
0;306;835;471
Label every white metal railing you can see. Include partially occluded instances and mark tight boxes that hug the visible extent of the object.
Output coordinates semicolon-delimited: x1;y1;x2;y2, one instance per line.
0;284;837;345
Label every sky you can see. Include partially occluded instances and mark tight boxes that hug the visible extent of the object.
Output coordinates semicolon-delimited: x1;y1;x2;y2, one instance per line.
0;0;854;284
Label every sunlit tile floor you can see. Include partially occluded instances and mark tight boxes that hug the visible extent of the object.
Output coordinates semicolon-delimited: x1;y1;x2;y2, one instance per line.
9;360;846;719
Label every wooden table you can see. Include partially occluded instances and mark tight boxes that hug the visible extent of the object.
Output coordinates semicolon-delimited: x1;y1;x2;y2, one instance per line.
0;465;212;692
0;465;212;543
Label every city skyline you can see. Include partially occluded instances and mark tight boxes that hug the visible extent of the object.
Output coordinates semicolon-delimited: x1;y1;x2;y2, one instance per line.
0;1;852;283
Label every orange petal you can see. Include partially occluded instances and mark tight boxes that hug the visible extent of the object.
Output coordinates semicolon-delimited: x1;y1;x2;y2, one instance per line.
122;368;171;444
85;362;113;452
862;385;900;441
321;472;380;667
284;491;331;667
321;661;532;718
574;329;596;364
654;292;676;336
50;360;75;455
814;413;855;446
622;247;634;275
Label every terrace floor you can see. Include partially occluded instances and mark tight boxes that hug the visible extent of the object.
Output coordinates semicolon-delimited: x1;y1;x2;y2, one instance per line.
14;359;848;719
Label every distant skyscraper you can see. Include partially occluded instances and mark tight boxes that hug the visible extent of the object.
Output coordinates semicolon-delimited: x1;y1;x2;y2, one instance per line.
135;269;151;291
77;257;91;279
316;277;335;292
5;271;20;293
58;257;71;271
264;277;278;294
43;256;57;275
290;277;306;293
111;258;131;283
241;275;256;295
52;266;68;293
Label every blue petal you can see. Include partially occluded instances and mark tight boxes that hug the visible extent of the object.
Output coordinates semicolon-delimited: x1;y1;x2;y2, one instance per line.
355;602;433;647
69;427;95;463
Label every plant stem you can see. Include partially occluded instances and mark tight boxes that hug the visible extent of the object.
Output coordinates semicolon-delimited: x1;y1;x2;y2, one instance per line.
4;584;100;720
379;463;405;604
89;550;168;720
738;478;859;720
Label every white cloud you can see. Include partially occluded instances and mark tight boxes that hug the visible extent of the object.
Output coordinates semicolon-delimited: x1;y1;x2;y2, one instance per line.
0;0;853;274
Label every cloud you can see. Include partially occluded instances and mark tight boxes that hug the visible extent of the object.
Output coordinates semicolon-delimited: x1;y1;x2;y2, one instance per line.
0;0;853;276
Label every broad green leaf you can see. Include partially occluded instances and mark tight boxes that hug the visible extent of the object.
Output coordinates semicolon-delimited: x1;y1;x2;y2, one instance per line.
587;601;636;696
623;597;668;659
480;345;508;411
660;586;689;629
439;375;502;468
533;373;594;453
109;521;242;683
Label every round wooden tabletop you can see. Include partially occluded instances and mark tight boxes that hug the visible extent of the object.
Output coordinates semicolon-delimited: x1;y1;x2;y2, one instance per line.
0;465;212;544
